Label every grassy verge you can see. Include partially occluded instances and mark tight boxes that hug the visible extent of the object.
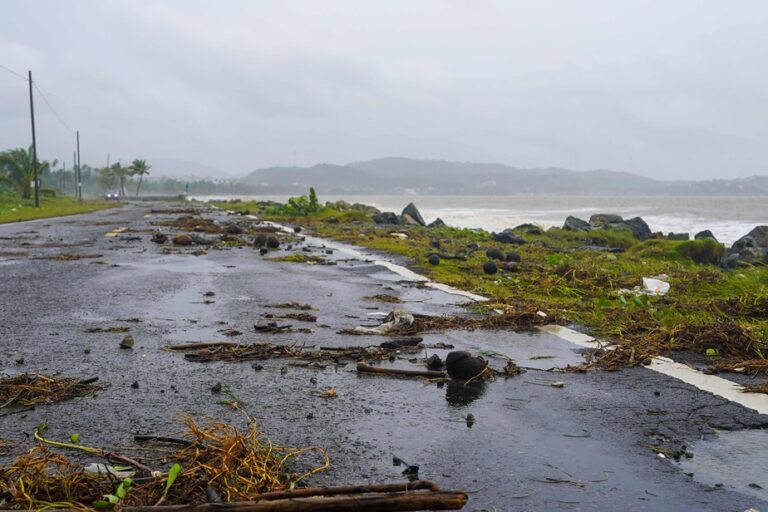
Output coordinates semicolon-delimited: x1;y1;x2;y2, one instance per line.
0;195;118;224
212;198;768;373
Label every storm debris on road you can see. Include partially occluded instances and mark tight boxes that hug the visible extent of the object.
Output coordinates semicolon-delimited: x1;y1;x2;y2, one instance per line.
0;374;101;410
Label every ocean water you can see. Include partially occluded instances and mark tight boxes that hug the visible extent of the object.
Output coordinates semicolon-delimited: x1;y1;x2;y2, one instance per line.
194;194;767;246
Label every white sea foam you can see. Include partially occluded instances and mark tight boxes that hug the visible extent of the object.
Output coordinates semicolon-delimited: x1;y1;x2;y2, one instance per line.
195;194;767;245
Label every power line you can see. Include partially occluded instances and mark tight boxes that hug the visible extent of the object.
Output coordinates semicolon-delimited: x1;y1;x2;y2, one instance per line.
33;82;75;134
0;63;28;81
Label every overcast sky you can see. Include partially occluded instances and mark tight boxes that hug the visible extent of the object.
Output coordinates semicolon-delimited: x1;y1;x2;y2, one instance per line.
1;1;767;179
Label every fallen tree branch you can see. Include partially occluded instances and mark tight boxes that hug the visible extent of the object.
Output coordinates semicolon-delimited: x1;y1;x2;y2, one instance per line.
357;362;446;379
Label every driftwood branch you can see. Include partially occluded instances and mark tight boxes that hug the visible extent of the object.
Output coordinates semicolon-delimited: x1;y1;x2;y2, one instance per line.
122;482;467;511
167;342;242;350
356;362;446;379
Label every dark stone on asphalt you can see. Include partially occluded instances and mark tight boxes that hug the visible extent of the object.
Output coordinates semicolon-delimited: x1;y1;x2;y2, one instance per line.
695;230;717;241
427;218;446;228
668;232;690;240
172;234;193;246
485;247;504;260
505;251;521;262
428;254;441;266
491;229;526;245
253;233;267;247
259;247;268;256
252;363;264;371
150;232;167;244
372;212;400;225
380;336;423;350
224;224;242;235
426;353;443;370
563;216;591;232
211;382;222;393
445;351;488;380
266;236;280;249
130;381;139;388
294;226;302;233
482;261;498;275
119;335;134;349
401;202;426;226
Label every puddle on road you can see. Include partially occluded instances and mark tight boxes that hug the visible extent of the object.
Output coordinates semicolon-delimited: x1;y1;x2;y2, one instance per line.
678;429;768;500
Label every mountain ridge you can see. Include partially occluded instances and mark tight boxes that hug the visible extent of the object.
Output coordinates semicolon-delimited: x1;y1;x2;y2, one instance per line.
239;157;768;196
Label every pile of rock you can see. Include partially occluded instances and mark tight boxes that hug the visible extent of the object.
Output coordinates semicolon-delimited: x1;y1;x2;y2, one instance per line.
372;203;445;228
563;213;652;240
724;226;768;267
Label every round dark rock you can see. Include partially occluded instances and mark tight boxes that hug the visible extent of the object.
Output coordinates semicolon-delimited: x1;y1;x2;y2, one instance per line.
505;251;521;262
294;226;303;233
172;234;193;246
259;247;268;256
252;363;264;371
483;261;498;275
466;242;479;251
430;239;441;249
224;224;242;235
485;247;504;260
503;261;519;272
426;353;443;370
266;236;280;249
428;254;441;266
445;351;488;380
151;232;168;244
253;233;268;247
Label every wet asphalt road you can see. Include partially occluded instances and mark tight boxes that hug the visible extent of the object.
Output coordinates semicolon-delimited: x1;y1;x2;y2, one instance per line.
1;203;767;511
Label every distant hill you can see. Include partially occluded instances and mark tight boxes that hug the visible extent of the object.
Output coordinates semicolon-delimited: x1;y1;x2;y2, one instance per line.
239;157;768;196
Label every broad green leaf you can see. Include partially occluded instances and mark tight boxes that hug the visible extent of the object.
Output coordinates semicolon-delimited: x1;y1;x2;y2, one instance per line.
165;463;182;491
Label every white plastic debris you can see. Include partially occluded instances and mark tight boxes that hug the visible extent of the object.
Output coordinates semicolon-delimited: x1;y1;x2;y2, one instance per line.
354;309;414;334
84;463;135;479
618;277;671;297
642;277;670;296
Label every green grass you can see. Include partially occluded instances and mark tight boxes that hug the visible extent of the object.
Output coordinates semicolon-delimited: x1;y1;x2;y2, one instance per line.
0;194;119;224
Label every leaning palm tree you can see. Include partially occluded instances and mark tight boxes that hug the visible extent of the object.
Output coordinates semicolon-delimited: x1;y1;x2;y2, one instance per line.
130;159;151;197
0;147;50;199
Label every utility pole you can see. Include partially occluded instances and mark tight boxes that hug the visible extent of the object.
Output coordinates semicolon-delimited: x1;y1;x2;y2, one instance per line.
62;161;66;192
73;151;77;197
76;131;82;201
28;71;39;207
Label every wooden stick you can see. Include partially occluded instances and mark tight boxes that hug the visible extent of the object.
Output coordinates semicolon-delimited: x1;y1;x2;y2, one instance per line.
254;481;437;501
167;342;242;350
356;362;446;378
122;490;468;512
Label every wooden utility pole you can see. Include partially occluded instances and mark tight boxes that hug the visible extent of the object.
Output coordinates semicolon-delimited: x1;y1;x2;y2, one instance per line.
73;151;77;197
28;70;39;207
76;131;82;201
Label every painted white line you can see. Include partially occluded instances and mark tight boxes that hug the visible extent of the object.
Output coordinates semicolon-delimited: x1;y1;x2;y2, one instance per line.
245;214;768;415
540;326;768;416
649;357;768;415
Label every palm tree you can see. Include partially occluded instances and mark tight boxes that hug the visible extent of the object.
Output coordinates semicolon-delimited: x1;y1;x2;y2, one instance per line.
0;147;50;199
130;159;151;197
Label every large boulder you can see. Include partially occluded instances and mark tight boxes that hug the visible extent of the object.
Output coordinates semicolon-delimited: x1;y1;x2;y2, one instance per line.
372;212;400;225
695;230;718;242
491;229;526;245
427;218;446;228
563;216;590;232
401;203;426;226
589;214;624;229
727;226;768;265
514;223;544;235
667;232;690;241
623;217;652;241
445;351;488;380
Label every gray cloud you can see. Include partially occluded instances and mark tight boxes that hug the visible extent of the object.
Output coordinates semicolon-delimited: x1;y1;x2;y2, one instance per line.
1;0;767;179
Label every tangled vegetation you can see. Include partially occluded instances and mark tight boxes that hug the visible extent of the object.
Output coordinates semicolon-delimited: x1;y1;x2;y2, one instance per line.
214;195;768;375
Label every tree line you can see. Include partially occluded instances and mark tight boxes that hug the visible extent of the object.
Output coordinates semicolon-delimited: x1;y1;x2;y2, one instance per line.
0;146;151;199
